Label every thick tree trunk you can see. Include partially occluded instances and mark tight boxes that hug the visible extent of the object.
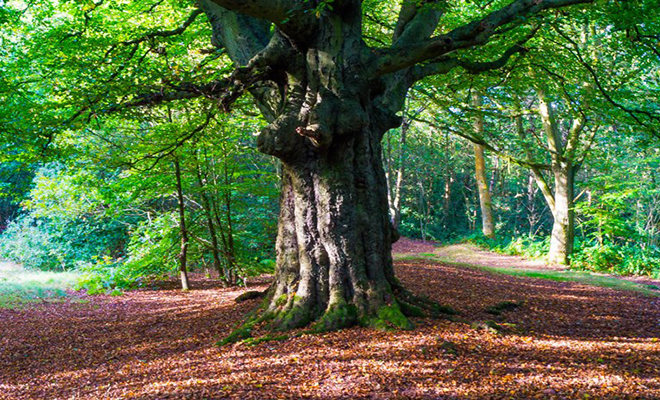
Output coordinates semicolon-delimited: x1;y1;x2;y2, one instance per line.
548;161;576;265
260;126;416;332
219;117;452;344
204;5;458;343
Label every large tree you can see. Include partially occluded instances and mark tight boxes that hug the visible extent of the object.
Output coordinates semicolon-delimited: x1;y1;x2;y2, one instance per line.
190;0;605;334
5;0;611;333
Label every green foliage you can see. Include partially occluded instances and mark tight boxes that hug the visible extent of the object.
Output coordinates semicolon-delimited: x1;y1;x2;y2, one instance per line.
466;233;550;260
0;215;62;271
123;213;180;279
1;0;659;298
0;212;125;271
571;243;660;278
0;164;128;271
387;117;482;242
75;213;179;294
576;146;660;248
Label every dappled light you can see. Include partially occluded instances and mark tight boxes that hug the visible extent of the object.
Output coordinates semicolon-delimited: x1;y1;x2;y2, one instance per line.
1;0;659;397
2;258;659;398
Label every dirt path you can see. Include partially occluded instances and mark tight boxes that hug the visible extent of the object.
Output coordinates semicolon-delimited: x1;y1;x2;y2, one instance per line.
434;243;556;270
393;238;573;271
1;247;659;399
394;238;660;288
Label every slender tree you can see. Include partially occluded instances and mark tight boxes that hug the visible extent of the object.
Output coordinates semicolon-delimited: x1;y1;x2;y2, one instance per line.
173;156;191;291
472;93;495;239
385;118;408;232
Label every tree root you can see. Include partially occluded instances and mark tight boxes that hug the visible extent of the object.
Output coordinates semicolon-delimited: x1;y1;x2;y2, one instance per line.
391;280;459;319
218;283;458;346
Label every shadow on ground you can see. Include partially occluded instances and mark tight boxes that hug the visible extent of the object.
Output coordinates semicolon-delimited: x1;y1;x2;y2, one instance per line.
1;258;659;399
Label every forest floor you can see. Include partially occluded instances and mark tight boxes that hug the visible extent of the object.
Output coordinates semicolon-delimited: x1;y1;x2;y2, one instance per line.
1;241;660;399
394;238;660;293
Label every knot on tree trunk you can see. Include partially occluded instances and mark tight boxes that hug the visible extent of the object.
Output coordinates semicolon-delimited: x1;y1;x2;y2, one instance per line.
295;123;331;149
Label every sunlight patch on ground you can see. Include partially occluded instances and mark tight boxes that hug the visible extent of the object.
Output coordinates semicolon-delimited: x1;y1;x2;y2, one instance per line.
0;263;79;308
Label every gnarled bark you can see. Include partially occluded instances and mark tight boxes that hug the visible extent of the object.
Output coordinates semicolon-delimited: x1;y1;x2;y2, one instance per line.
262;127;408;331
208;5;462;341
191;0;597;339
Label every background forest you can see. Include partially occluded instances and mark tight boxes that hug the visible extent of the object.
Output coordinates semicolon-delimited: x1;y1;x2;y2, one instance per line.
1;0;659;294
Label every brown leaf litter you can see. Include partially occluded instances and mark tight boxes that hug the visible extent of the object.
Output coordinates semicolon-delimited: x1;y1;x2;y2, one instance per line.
1;241;658;399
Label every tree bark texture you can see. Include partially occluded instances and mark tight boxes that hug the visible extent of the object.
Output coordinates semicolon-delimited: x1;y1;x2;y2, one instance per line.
472;93;495;239
195;0;595;337
266;129;407;331
201;5;460;339
474;143;495;239
173;157;191;291
549;161;576;265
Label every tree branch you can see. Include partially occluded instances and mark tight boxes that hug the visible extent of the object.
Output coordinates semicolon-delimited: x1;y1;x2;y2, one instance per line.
132;113;213;172
103;31;296;114
553;24;660;131
412;38;531;80
206;0;315;40
375;0;592;75
414;116;551;171
103;8;204;60
392;0;444;47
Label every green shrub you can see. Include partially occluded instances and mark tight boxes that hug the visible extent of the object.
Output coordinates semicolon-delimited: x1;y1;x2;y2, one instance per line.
465;233;550;260
0;215;61;270
75;213;178;293
0;214;127;271
571;242;660;277
75;256;169;294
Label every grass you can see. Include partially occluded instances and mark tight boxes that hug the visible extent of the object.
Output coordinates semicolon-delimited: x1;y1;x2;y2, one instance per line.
396;251;660;298
0;262;80;309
